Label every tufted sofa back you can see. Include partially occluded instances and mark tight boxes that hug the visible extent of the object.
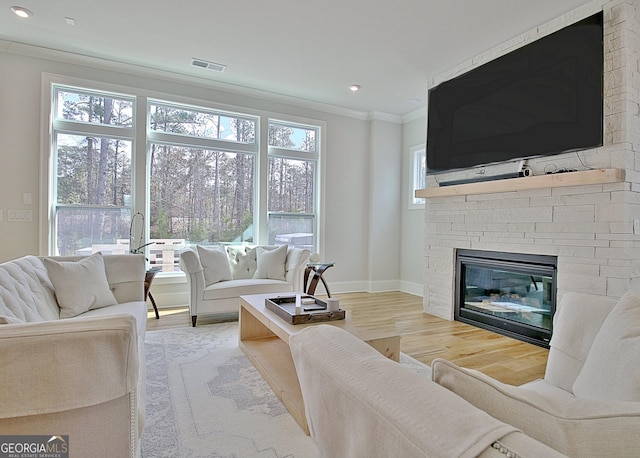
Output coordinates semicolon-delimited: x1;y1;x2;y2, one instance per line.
0;256;59;322
0;254;145;323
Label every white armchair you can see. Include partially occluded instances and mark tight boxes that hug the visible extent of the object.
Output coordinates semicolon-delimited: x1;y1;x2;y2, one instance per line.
432;291;640;457
180;245;310;326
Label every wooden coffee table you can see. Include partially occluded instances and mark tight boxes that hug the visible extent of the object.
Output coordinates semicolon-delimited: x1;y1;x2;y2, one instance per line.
239;293;400;435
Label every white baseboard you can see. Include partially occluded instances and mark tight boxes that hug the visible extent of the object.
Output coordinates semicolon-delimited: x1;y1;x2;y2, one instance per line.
149;277;424;309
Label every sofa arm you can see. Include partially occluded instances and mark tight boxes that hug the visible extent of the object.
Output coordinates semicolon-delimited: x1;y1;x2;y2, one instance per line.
290;325;564;458
179;248;203;275
179;249;207;319
432;358;640;457
0;315;138;419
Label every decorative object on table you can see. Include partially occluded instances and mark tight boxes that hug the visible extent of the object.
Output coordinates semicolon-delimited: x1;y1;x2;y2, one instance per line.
129;211;153;257
304;261;334;297
326;297;340;312
265;295;345;324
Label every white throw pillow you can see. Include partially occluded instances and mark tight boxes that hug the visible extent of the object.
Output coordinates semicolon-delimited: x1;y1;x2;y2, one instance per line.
197;245;232;286
572;290;640;401
227;246;257;279
253;245;287;281
44;252;118;319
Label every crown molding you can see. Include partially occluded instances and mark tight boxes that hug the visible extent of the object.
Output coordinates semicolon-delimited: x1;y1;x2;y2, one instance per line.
0;39;412;123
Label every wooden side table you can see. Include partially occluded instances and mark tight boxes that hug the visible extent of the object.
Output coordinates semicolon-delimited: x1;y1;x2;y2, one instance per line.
145;268;161;319
304;262;334;297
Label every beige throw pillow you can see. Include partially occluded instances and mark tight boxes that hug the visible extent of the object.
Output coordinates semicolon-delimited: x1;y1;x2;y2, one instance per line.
253;245;287;281
572;290;640;401
197;245;232;286
44;252;118;318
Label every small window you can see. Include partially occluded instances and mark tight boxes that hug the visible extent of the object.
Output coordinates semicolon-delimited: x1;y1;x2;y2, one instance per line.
149;101;256;143
55;89;133;127
410;145;426;208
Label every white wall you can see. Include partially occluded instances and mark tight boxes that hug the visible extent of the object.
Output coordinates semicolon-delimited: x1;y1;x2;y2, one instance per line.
0;48;409;304
400;114;427;296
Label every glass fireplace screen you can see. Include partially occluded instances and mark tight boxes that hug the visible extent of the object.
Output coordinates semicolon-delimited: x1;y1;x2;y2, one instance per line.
455;250;557;347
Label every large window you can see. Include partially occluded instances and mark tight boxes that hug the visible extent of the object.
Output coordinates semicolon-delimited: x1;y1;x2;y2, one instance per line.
267;121;318;251
46;80;322;268
51;85;135;256
148;101;258;246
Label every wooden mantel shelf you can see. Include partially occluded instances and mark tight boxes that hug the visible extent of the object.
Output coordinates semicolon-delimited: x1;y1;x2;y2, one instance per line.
415;168;625;199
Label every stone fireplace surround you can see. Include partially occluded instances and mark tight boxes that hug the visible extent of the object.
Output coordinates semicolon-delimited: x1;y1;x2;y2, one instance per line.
419;0;640;322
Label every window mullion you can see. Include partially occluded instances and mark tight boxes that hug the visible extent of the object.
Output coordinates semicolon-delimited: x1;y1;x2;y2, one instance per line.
53;119;134;139
268;146;318;161
148;131;257;154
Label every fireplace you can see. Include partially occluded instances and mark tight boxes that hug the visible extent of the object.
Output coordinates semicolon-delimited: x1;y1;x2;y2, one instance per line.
455;249;557;348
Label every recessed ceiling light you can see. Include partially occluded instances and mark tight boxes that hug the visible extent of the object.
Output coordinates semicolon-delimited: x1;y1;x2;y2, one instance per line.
348;84;361;92
11;6;33;18
65;17;76;26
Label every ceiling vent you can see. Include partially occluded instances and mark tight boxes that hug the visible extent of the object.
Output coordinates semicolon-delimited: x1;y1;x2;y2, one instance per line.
191;58;226;72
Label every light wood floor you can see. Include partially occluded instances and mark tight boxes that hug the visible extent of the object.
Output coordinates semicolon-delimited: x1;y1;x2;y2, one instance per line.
146;291;548;386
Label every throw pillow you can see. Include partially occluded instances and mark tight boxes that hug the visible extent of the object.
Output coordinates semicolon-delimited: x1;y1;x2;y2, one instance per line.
228;246;257;279
44;252;118;319
572;290;640;401
197;245;232;286
253;245;287;281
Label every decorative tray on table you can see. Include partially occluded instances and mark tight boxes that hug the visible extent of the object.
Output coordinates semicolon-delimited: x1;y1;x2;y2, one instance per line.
265;295;345;325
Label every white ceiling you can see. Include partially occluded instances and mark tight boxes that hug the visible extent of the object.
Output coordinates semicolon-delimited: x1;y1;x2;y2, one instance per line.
1;0;595;116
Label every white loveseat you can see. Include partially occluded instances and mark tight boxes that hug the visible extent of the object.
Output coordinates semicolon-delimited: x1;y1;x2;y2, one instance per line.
290;290;640;457
180;244;310;326
0;253;147;458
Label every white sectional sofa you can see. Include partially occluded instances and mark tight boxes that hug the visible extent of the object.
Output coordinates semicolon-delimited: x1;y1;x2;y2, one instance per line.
0;253;147;458
290;290;640;457
180;244;310;326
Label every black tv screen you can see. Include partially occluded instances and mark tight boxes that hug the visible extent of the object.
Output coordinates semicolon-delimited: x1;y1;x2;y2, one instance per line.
426;12;603;174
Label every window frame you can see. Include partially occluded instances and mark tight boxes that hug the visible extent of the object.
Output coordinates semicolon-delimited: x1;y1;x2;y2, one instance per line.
42;74;325;265
409;144;426;209
47;81;138;255
267;118;320;252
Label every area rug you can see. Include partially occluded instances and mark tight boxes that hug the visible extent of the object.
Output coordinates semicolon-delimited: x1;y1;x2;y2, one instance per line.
141;322;431;458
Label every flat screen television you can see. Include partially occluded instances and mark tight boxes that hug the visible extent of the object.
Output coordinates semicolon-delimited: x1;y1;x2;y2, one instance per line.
426;12;603;175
